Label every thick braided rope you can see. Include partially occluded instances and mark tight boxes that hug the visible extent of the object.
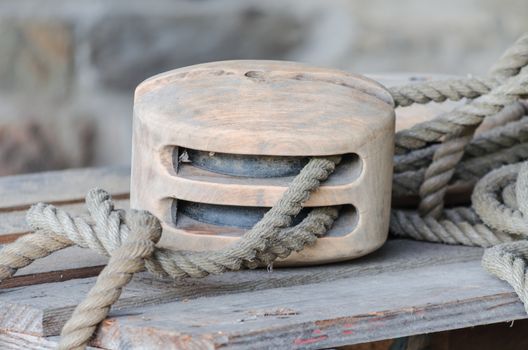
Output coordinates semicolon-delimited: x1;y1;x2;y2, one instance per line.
397;33;528;217
392;67;528;200
2;33;528;349
491;33;528;79
0;157;339;284
393;102;527;174
388;33;528;111
416;58;528;217
466;113;528;157
390;33;528;311
58;211;162;350
419;82;527;216
0;230;72;281
392;142;528;197
0;157;339;348
394;32;528;155
418;131;474;217
482;241;528;313
390;207;514;247
393;67;528;158
416;102;527;217
392;162;528;311
390;37;528;306
0;198;338;284
476;163;528;312
389;76;499;107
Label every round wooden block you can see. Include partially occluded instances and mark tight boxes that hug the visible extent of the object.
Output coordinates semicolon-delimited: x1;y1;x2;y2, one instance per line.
131;60;395;265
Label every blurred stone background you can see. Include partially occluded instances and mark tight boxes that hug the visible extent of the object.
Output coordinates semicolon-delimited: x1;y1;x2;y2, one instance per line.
0;0;526;175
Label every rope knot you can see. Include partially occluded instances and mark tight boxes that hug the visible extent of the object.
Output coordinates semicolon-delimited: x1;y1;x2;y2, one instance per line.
124;209;162;244
2;31;528;350
24;189;163;257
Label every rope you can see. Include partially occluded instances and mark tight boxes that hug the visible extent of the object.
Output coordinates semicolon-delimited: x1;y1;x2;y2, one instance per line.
1;158;338;348
395;32;528;154
392;102;527;174
59;212;161;350
399;32;528;217
397;31;528;215
2;33;528;349
389;33;528;321
389;76;499;107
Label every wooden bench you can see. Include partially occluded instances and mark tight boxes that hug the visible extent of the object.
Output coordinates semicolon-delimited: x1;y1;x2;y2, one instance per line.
0;166;527;349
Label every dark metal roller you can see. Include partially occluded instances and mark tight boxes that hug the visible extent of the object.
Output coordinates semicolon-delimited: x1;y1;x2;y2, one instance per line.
184;149;309;178
177;200;310;229
175;148;314;228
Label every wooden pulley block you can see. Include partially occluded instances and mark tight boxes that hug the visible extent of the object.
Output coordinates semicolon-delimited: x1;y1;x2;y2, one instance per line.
131;60;395;265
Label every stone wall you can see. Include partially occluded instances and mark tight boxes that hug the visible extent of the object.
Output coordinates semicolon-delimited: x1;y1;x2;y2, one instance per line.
0;0;526;173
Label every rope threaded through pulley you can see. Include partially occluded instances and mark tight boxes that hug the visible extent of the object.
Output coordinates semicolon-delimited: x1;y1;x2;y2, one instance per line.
1;33;528;349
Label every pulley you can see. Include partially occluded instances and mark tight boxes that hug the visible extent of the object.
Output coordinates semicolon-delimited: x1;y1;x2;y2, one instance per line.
131;60;395;265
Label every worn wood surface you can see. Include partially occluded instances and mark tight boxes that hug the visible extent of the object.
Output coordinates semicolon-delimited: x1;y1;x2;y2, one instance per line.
0;73;523;349
0;332;101;350
0;167;526;349
134;60;395;156
0;166;129;211
1;238;526;349
0;332;57;350
92;258;525;349
0;240;480;335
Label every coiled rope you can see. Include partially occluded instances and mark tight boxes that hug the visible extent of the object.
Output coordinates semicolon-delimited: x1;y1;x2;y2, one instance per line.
1;34;528;349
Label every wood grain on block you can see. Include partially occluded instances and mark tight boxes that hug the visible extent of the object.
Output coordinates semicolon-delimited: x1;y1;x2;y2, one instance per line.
132;60;396;264
134;60;394;156
0;166;130;211
0;240;498;338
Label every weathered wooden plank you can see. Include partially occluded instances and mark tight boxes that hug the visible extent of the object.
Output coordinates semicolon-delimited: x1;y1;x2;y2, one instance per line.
0;166;130;211
94;261;525;350
0;240;488;337
0;246;106;289
0;332;102;350
0;331;57;350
